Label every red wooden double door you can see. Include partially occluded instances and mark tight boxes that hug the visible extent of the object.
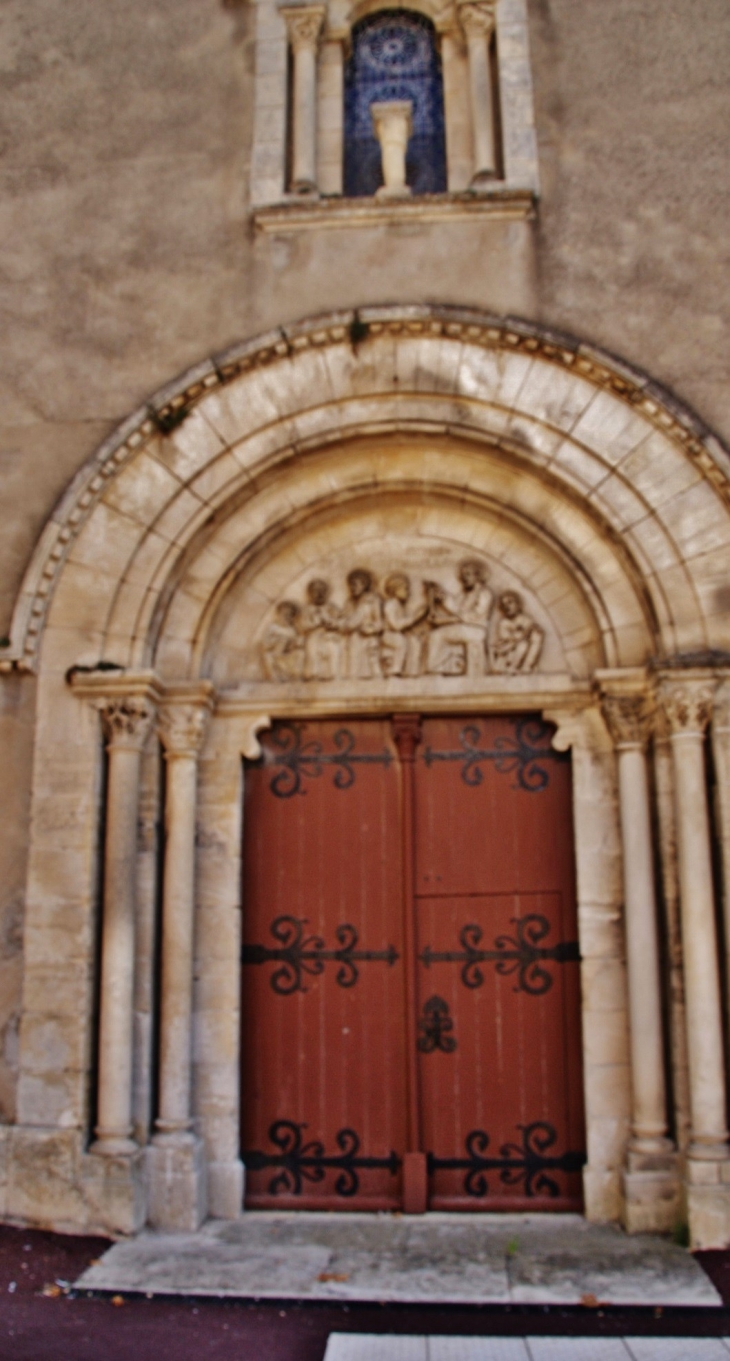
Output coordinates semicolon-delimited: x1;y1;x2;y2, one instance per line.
241;715;585;1212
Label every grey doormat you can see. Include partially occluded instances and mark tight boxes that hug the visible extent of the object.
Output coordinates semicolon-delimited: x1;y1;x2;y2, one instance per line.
75;1212;721;1306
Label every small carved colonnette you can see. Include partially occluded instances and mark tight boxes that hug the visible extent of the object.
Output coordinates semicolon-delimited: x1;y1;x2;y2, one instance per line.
261;559;544;683
9;309;729;673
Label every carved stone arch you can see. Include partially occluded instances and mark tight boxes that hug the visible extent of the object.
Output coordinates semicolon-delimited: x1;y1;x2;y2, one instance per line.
6;306;730;682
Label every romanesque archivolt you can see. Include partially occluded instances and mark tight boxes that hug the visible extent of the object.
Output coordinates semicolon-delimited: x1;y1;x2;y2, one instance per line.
262;559;544;682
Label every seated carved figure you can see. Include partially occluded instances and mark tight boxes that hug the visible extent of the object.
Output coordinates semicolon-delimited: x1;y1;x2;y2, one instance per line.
340;568;384;679
262;600;304;681
425;558;493;677
380;572;429;676
300;578;342;681
490;590;544;673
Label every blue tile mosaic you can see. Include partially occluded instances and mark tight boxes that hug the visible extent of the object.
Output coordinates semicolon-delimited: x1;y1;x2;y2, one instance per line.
344;10;447;198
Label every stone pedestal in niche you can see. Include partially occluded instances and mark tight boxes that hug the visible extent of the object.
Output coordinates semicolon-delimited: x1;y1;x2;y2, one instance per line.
147;1134;207;1233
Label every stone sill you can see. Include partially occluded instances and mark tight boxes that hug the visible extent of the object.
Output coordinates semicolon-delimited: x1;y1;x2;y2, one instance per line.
252;186;536;233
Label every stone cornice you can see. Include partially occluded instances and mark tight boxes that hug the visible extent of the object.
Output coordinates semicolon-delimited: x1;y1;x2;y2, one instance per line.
6;305;730;674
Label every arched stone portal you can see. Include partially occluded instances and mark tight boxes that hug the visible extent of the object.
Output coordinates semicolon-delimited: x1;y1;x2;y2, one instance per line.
4;306;730;1248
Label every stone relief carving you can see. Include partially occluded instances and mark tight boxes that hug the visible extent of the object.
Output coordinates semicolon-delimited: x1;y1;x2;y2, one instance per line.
261;560;544;682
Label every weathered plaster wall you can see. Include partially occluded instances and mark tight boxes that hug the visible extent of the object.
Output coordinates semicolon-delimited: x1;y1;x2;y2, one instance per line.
0;0;728;1124
529;0;730;434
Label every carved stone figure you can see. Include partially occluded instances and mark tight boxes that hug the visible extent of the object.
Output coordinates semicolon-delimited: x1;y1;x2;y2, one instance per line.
340;568;384;679
259;561;545;682
425;559;493;677
490;591;544;674
300;579;342;681
262;601;304;681
381;572;429;676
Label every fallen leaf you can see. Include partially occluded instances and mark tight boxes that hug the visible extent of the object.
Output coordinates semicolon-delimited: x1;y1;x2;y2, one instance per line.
42;1283;62;1299
111;1295;125;1307
580;1293;605;1309
89;1259;102;1268
317;1272;350;1283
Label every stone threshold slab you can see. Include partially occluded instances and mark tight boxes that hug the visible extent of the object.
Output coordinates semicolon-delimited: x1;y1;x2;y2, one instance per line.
324;1338;730;1360
75;1213;721;1307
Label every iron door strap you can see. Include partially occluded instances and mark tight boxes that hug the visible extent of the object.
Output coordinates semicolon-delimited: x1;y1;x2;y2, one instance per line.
260;722;393;798
419;915;580;995
242;915;399;994
421;717;566;791
243;1120;401;1197
427;1122;586;1198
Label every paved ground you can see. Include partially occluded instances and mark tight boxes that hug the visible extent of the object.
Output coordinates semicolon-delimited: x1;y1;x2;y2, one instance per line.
0;1223;729;1360
77;1212;720;1307
325;1339;730;1360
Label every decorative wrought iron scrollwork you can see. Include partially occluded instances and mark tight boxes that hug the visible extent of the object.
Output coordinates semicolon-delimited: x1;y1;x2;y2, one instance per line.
422;718;564;792
427;1122;585;1199
244;1120;401;1197
262;722;393;798
242;915;399;994
420;914;580;996
417;995;457;1052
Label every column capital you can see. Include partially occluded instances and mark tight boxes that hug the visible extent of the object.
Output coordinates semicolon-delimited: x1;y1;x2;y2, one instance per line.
98;694;157;752
457;0;497;39
280;3;326;51
659;673;717;737
158;683;215;759
600;693;655;749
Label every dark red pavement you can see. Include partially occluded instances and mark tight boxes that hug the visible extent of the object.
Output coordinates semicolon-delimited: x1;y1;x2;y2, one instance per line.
0;1225;728;1361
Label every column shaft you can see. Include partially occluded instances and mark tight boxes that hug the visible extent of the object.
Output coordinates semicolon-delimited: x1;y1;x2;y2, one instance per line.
458;1;497;182
712;681;730;1056
282;5;325;194
157;752;198;1132
616;743;668;1145
94;694;154;1155
672;728;727;1149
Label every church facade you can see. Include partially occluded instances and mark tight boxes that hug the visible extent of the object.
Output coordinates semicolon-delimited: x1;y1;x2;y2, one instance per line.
1;0;729;1251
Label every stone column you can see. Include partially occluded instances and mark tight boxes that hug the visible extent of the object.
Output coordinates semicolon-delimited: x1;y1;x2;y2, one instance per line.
712;678;730;1057
660;673;730;1249
93;690;156;1158
317;33;345;195
281;4;325;194
371;101;413;199
599;677;678;1232
544;706;631;1225
458;0;497;184
148;684;214;1231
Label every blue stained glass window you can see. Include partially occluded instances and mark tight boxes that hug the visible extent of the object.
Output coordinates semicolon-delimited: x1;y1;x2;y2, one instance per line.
344;10;447;198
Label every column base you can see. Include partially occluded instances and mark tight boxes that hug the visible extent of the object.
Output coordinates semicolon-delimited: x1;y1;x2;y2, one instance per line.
82;1146;147;1236
208;1159;245;1219
375;185;412;200
621;1146;681;1234
147;1133;207;1231
686;1154;730;1249
582;1165;622;1222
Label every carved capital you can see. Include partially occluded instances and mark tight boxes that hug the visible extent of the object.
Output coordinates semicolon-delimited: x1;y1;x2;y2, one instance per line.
600;694;654;750
659;677;717;737
458;0;497;39
158;699;212;759
98;695;156;752
280;3;325;51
